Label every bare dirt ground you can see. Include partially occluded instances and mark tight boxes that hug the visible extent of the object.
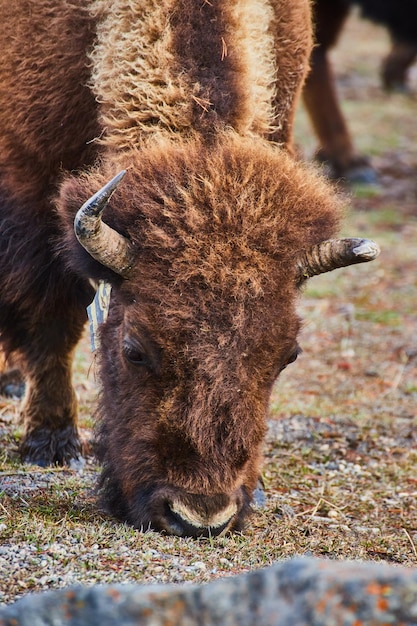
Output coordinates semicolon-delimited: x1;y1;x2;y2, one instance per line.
1;10;417;604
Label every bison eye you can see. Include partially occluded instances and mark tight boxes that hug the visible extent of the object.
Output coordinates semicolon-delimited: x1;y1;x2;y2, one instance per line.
280;345;302;371
122;338;148;367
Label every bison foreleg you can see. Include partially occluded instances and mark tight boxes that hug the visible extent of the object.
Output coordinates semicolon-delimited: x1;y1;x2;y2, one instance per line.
12;316;87;466
18;349;82;467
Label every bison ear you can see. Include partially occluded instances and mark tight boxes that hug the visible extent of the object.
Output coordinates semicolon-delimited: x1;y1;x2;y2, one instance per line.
74;171;135;278
296;238;380;284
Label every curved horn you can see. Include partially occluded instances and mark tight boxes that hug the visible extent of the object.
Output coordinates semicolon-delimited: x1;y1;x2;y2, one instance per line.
74;170;135;277
296;238;380;283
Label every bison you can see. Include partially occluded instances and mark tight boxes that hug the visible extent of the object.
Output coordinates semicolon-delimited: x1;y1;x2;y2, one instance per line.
304;0;417;182
0;0;379;537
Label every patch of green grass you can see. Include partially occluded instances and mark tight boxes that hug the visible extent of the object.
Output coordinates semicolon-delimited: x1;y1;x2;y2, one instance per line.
362;206;408;228
355;309;400;326
351;184;382;199
404;383;417;395
303;285;340;299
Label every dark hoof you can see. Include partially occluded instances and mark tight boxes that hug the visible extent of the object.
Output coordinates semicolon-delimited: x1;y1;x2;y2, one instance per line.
0;370;25;399
20;425;82;467
2;381;26;399
343;165;379;185
314;151;378;186
384;82;412;95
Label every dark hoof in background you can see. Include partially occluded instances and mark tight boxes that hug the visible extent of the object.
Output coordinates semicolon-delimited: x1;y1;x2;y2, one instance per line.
384;82;412;95
315;151;379;186
0;369;25;399
20;425;83;467
342;164;379;185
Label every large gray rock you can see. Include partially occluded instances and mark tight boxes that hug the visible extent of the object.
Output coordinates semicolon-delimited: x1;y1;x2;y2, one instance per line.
1;556;417;625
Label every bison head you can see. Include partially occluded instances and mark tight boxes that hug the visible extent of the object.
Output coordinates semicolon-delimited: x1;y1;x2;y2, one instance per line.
57;134;378;537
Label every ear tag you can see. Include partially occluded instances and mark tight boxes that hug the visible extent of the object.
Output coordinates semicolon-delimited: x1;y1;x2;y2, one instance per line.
87;281;112;351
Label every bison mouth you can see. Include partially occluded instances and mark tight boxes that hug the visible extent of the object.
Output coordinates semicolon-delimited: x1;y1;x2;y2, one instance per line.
138;487;252;538
162;501;234;537
100;474;253;537
161;497;240;537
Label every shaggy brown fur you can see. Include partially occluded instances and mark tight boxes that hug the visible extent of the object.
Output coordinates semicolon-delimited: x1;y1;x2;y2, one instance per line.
0;0;344;535
89;0;312;149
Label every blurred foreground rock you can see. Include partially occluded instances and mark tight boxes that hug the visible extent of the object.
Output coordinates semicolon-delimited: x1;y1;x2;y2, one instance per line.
1;556;417;625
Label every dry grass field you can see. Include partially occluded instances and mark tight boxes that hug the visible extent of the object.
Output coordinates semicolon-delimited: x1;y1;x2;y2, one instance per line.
1;9;417;604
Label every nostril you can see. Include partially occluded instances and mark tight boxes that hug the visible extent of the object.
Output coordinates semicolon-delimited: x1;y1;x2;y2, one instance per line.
163;499;237;538
162;502;187;537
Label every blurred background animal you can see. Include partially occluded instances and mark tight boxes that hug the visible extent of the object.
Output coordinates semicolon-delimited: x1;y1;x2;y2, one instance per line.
303;0;417;182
